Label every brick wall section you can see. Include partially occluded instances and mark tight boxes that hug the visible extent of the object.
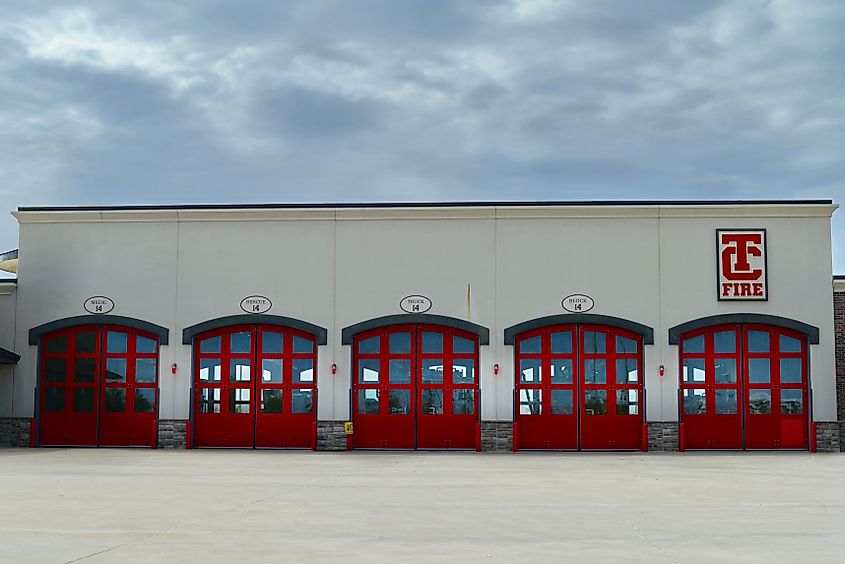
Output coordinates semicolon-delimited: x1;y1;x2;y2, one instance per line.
647;422;679;452
480;421;513;452
0;417;32;447
157;420;187;448
841;422;845;453
815;422;840;453
316;421;348;451
835;291;845;423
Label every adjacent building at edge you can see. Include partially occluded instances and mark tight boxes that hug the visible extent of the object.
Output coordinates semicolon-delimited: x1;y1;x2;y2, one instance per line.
1;200;843;452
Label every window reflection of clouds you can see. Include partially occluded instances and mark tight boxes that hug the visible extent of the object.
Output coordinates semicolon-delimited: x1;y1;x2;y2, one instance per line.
292;389;312;413
199;359;221;382
452;390;474;415
200;388;221;413
422;390;443;414
261;359;283;383
519;389;541;415
293;359;314;383
359;359;380;383
520;359;541;383
423;360;444;384
230;360;251;382
452;359;475;384
358;389;379;414
683;389;706;415
683;359;705;383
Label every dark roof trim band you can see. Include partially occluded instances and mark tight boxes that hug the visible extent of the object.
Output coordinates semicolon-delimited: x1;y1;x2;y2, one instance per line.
504;314;655;345
182;314;328;345
29;315;170;346
17;199;834;212
668;314;820;345
0;346;20;364
342;314;490;345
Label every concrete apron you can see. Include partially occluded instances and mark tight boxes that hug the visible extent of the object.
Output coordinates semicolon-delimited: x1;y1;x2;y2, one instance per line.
0;449;843;563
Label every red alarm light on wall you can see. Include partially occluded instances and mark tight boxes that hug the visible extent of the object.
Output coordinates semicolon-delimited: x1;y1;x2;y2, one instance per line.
171;363;177;375
331;363;337;375
493;363;499;376
659;364;665;377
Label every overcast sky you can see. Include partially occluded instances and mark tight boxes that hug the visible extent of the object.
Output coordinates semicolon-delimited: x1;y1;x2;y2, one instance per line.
1;1;843;271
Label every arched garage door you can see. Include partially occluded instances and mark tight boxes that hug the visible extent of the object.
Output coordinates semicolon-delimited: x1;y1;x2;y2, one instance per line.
679;324;809;450
351;324;480;449
38;325;160;447
513;324;644;450
193;324;317;448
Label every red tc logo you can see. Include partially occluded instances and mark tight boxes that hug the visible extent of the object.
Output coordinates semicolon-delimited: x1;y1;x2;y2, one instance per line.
720;232;763;281
717;230;767;300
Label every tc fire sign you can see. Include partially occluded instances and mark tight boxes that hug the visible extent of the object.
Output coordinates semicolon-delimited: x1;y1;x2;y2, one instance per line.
717;229;767;301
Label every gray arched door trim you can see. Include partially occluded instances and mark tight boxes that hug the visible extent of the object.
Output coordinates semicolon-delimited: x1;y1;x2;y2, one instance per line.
29;315;170;346
341;314;490;345
182;314;328;345
503;314;654;345
668;313;819;345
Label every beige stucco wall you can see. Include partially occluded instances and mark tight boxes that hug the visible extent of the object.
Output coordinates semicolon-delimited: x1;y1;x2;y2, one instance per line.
8;203;839;421
0;282;18;416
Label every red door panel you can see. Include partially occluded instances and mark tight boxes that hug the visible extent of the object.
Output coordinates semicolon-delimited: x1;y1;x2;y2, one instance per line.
100;329;137;446
744;327;777;449
194;331;230;447
745;326;808;450
679;326;743;449
581;326;643;450
38;326;159;448
40;331;98;447
353;328;416;449
580;327;612;450
417;331;477;449
515;325;644;451
351;325;480;450
255;330;317;448
515;331;579;450
193;325;317;449
679;324;808;451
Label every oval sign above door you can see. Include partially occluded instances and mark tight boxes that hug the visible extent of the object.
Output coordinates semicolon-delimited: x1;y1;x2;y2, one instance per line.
561;294;594;313
400;295;432;314
240;295;272;314
84;296;115;315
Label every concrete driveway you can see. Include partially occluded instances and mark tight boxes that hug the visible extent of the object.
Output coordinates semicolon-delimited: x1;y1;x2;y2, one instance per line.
0;449;843;563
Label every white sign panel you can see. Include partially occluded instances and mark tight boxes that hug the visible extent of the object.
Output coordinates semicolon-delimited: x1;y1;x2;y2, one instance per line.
562;294;594;313
84;296;114;314
400;295;432;313
240;295;272;313
717;229;767;301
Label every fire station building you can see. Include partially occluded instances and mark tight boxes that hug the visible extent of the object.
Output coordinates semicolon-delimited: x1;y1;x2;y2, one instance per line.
0;200;843;452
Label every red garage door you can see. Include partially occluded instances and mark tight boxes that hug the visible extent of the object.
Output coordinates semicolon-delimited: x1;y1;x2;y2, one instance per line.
193;325;317;448
352;325;479;450
39;325;159;447
680;324;808;450
514;325;643;450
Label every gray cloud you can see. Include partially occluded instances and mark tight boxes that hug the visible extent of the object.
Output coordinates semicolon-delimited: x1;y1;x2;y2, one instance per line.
1;0;844;272
251;84;391;138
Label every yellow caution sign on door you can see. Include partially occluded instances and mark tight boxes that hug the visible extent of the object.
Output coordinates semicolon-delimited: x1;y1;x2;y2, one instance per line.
344;422;354;435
